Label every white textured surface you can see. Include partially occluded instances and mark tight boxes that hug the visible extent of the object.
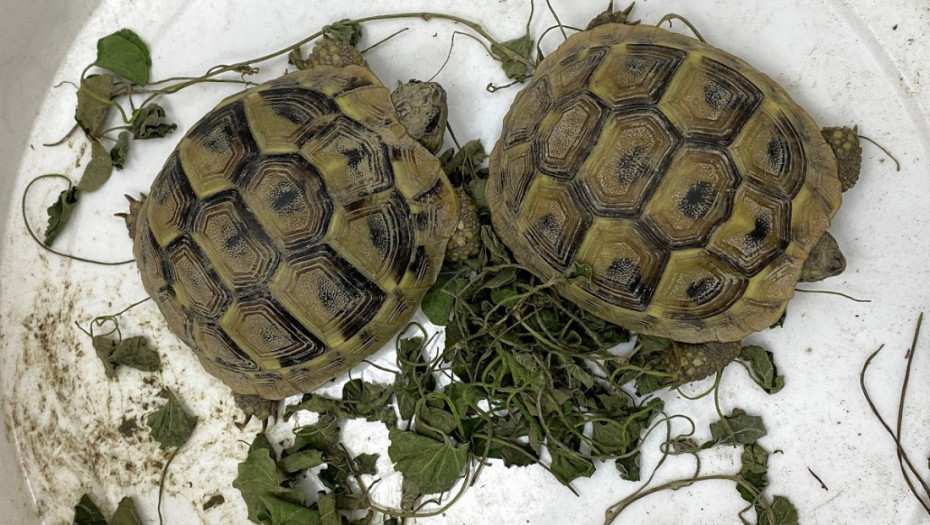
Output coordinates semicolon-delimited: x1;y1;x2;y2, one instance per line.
1;1;928;524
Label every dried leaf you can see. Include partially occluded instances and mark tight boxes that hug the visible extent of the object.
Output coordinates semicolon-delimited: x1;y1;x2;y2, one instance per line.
353;453;379;476
95;28;152;85
317;491;339;525
233;447;305;522
549;447;595;483
708;409;766;446
43;186;79;246
739;345;785;394
421;273;467;325
75;74;115;137
110;131;130;169
77;140;114;192
278;449;325;474
738;443;770;501
92;335;161;378
760;496;799;525
73;494;107;525
257;494;319;525
615;454;641;481
110;496;143;525
387;428;468;494
146;388;197;448
130;103;176;139
325;20;363;46
490;34;533;79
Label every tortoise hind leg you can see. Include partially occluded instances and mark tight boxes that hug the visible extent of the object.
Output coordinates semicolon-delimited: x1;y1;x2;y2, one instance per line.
821;126;862;192
656;340;741;389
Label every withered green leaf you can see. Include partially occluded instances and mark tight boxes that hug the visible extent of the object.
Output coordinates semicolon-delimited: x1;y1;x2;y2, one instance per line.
75;74;115;138
353;453;379;476
317;491;339;525
341;379;394;421
110;131;130;169
760;495;799;525
93;335;161;378
257;494;319;525
325;20;363;46
440;140;487;186
73;494;107;525
43;186;79;246
615;454;641;481
739;345;785;394
491;34;533;79
387;428;468;494
287;47;311;70
278;449;325;474
234;446;305;523
130;104;176;139
421;273;467;325
77;140;114;192
110;496;143;525
146;388;197;448
95;28;152;85
708;409;766;446
549;447;595;483
293;413;341;455
738;443;770;501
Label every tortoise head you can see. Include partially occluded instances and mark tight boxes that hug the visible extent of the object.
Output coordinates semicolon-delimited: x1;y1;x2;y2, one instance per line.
391;80;448;155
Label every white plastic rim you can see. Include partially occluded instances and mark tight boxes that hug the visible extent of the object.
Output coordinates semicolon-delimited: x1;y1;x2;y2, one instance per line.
1;1;928;524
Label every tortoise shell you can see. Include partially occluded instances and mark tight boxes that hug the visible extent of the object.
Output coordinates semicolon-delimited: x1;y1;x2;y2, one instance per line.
487;22;841;343
132;65;458;399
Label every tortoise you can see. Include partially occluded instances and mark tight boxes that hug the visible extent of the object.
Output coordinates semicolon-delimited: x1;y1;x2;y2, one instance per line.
126;37;460;399
486;6;859;382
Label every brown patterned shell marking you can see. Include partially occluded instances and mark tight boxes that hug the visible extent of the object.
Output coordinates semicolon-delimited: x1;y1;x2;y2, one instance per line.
487;23;841;343
133;65;458;399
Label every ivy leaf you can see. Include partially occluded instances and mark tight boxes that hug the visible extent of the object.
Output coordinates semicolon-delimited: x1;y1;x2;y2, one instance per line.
317;491;340;525
490;34;533;79
490;287;520;308
292;413;341;455
341;379;394;421
257;494;319;525
73;494;107;525
324;20;363;46
387;428;468;494
615;454;641;481
738;443;770;502
43;186;80;246
146;388;197;448
738;345;785;394
440;140;487;186
287;48;311;71
708;409;767;446
421;273;467;325
549;447;595;483
234;446;305;522
92;335;161;378
759;496;799;525
278;449;325;474
95;28;152;85
130;104;177;139
110;131;130;169
75;74;115;138
77;140;114;192
110;496;143;525
353;453;379;476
